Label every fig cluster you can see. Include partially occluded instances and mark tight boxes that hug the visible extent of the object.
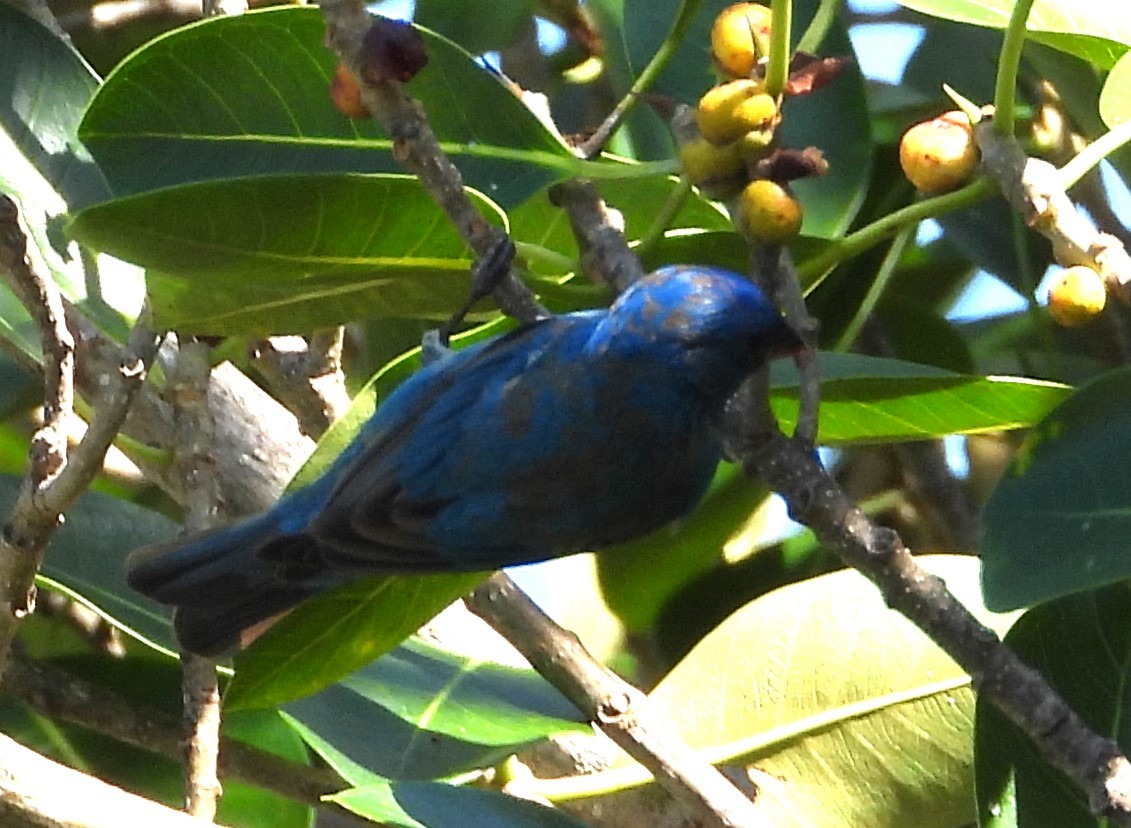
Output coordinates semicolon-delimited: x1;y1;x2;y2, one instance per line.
678;3;803;244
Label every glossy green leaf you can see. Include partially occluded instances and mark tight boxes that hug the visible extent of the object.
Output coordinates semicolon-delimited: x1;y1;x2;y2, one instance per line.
643;555;1018;827
976;587;1131;827
225;571;487;710
896;0;1131;69
332;779;593;828
283;638;584;778
1100;51;1131;129
982;367;1131;611
769;353;1071;445
76;7;604;207
624;0;873;238
69;174;508;334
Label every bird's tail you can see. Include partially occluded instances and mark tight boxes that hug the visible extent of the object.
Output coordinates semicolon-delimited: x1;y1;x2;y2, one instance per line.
127;513;319;657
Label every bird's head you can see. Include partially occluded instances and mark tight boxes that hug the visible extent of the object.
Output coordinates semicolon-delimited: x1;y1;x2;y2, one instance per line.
597;265;802;398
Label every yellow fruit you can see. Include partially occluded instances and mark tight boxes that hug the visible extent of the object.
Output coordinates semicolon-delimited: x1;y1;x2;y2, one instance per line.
329;64;367;119
710;3;773;80
899;110;979;193
1047;266;1106;326
679;136;746;199
736;179;802;243
695;80;778;145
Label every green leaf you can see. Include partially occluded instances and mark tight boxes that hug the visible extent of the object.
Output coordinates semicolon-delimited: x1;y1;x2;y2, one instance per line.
1100;51;1131;129
331;779;593;828
225;572;488;710
77;7;587;207
284;638;584;779
975;587;1131;826
69;174;508;335
598;463;768;633
414;0;535;55
0;475;184;653
896;0;1131;69
982;367;1131;611
0;4;109;211
624;0;873;238
770;353;1071;445
644;555;1018;827
0;6;137;353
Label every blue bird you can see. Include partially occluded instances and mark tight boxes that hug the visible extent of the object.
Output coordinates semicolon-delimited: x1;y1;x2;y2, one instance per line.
127;265;801;656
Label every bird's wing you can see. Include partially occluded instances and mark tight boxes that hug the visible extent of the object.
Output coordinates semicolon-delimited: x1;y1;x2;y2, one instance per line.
307;313;599;572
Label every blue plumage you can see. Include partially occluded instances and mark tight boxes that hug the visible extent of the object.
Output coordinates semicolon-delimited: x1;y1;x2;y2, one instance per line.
127;265;800;655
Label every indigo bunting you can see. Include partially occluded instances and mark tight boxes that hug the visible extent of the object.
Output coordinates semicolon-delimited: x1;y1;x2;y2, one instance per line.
127;265;800;655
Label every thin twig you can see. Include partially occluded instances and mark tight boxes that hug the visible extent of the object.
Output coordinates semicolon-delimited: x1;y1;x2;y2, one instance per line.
320;0;547;326
250;330;351;438
974;119;1131;299
548;179;645;291
0;197;156;676
167;338;223;820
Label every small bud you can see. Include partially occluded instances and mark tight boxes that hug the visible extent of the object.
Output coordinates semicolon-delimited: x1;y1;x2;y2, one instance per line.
360;17;428;85
329;64;367;119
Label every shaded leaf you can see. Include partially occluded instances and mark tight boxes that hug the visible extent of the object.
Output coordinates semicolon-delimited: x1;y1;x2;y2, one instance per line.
0;475;184;653
975;586;1131;826
982;367;1131;611
283;638;584;778
332;779;593;828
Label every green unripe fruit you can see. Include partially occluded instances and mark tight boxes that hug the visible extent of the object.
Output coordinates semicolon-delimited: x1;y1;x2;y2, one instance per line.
1047;266;1106;326
696;81;779;145
710;3;773;80
899;110;979;193
679;136;746;199
736;179;802;243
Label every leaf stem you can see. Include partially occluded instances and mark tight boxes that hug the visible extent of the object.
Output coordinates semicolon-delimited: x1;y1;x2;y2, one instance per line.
993;0;1036;134
796;0;842;55
1057;119;1131;190
833;224;914;351
577;0;706;158
764;0;793;97
636;178;693;256
798;177;996;291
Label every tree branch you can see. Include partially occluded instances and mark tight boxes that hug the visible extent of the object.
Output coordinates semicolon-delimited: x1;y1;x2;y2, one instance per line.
466;574;775;828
